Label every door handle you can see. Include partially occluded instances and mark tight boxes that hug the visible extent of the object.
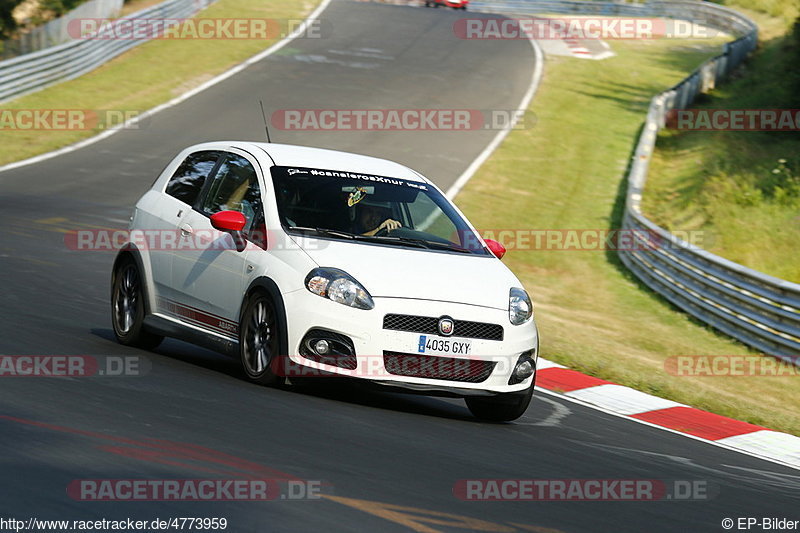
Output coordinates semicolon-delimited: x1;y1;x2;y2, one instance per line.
179;224;193;236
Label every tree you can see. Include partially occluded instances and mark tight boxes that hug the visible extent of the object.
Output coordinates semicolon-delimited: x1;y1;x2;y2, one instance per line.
0;0;26;39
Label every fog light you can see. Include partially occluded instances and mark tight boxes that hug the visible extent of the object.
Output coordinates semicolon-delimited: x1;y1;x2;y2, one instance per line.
314;340;330;355
514;360;534;381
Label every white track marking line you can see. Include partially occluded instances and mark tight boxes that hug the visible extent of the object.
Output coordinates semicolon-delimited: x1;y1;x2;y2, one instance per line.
535;388;800;471
0;0;333;176
445;37;544;199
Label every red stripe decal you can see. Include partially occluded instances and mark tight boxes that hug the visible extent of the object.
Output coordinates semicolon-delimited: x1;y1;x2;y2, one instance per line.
158;298;238;338
164;298;234;323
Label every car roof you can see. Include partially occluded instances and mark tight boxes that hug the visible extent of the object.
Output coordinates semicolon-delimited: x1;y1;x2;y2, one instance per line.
226;142;428;183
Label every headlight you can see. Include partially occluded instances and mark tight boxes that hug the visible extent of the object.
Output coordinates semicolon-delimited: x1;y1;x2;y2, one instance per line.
305;268;374;310
509;287;533;325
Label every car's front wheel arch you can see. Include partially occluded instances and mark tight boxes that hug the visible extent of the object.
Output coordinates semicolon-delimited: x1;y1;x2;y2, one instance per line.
110;246;162;349
239;278;290;377
111;245;155;316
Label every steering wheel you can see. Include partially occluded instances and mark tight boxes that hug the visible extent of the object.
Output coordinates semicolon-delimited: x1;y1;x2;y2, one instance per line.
374;226;390;237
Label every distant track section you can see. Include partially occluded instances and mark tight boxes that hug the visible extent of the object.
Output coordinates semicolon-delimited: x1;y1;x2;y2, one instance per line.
0;0;216;104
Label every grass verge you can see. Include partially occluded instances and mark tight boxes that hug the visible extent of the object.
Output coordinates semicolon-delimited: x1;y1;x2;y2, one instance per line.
0;0;318;166
642;10;800;282
454;35;800;435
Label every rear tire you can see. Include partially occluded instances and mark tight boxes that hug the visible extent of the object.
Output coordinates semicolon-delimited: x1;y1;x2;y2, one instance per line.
111;258;163;350
465;383;534;422
240;293;280;386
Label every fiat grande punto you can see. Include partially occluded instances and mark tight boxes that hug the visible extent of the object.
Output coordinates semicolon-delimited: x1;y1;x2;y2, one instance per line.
111;142;538;421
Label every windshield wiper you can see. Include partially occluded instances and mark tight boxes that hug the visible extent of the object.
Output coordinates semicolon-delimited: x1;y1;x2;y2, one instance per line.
287;226;356;239
288;227;474;253
361;235;473;253
407;238;474;253
352;234;426;249
289;227;428;249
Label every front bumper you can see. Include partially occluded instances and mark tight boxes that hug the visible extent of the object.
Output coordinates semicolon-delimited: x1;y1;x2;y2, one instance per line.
282;291;538;395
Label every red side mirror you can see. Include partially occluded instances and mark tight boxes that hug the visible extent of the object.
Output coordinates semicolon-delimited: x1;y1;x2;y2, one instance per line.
210;210;246;232
485;238;506;259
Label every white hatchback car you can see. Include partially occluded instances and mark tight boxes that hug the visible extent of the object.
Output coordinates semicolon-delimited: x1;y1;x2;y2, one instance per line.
111;142;539;421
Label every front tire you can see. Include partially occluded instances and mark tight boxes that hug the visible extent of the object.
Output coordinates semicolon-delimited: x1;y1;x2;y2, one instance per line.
111;258;163;350
240;293;280;386
465;383;534;422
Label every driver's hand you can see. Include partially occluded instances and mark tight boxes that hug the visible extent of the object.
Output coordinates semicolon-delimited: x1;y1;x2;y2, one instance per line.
379;219;401;232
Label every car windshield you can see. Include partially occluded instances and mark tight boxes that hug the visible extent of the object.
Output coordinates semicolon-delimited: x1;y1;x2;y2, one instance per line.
270;166;490;255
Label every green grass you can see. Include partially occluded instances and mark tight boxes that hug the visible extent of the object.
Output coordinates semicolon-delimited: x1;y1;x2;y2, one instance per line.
717;0;799;24
454;35;800;435
0;0;317;165
642;14;800;282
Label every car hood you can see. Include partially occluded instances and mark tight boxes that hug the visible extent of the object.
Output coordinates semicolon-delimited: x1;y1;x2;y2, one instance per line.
292;237;521;310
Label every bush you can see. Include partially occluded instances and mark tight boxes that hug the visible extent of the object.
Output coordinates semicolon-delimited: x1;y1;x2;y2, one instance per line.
791;17;800;96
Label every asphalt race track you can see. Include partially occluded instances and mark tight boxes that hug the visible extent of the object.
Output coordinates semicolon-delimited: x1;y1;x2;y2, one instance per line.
0;1;798;532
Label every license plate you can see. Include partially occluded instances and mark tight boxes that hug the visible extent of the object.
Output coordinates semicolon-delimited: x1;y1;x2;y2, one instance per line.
416;335;472;356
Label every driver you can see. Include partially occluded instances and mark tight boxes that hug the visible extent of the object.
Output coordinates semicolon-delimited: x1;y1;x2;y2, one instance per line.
356;204;401;236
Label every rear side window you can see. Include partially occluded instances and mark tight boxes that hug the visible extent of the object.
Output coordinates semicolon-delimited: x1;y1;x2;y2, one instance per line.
200;154;262;231
165;151;221;205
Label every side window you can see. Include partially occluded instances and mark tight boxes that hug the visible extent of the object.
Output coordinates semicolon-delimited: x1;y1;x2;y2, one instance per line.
165;151;220;206
200;154;263;232
248;211;268;250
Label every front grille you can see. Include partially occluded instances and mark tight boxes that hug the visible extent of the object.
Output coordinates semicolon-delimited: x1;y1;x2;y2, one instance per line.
383;314;504;341
383;351;496;383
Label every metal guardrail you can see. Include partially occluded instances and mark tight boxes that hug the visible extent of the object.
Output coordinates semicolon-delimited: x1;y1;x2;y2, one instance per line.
471;0;655;16
470;0;756;35
2;0;124;59
0;0;215;104
470;0;800;361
